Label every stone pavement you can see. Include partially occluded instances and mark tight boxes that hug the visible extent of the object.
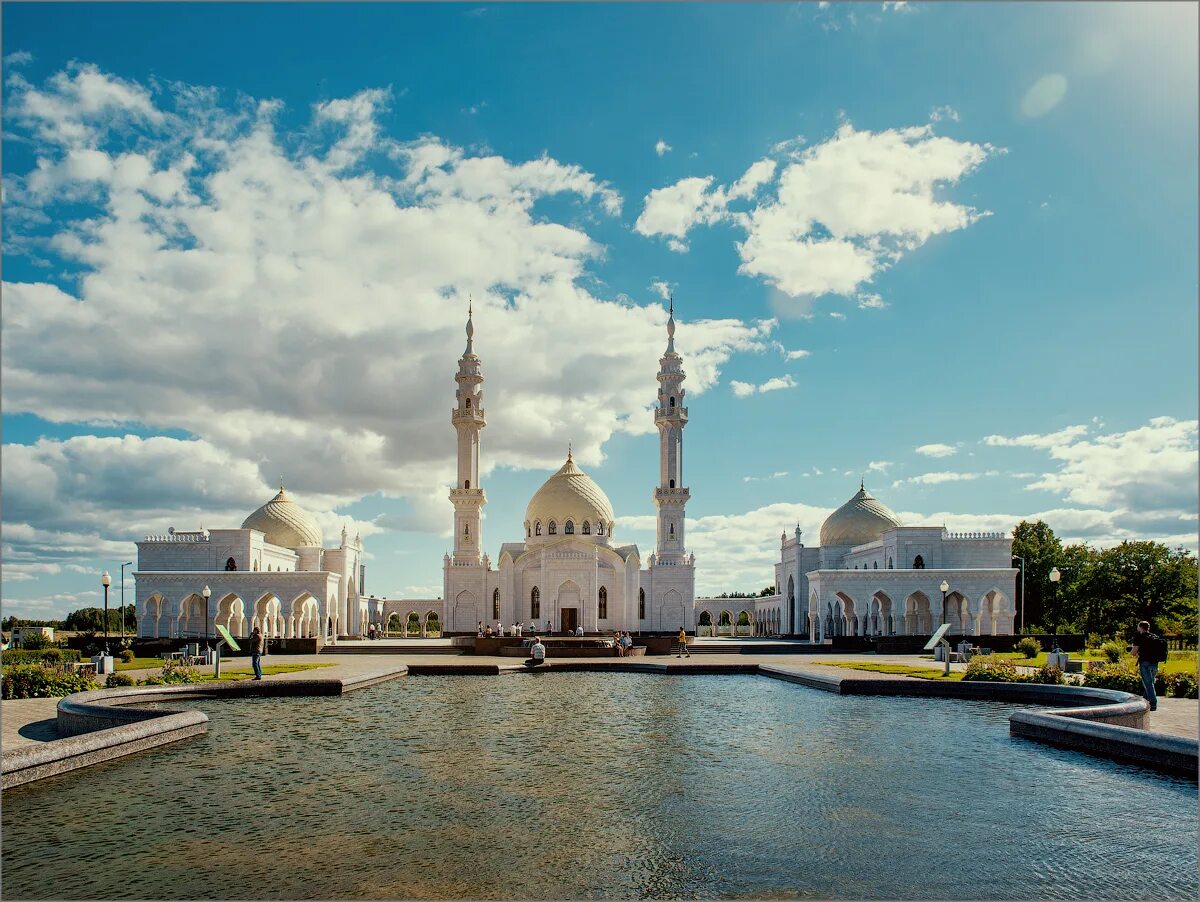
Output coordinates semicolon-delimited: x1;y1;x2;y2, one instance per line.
2;697;62;751
1145;698;1200;740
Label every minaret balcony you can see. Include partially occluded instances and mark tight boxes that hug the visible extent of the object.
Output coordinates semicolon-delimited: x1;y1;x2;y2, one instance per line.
654;406;688;422
451;407;487;424
654;486;690;502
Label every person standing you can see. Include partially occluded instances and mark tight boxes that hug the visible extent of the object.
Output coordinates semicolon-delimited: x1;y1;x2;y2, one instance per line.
1131;620;1167;712
575;624;584;637
250;627;264;680
677;626;691;658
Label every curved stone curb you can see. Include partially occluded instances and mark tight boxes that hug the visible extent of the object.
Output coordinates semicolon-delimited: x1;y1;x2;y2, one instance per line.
757;664;1196;781
2;666;409;789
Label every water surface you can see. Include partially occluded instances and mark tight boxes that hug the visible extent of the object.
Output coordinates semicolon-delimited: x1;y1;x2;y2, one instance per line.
2;673;1195;899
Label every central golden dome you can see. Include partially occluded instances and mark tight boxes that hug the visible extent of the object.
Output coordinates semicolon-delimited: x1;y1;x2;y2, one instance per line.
525;450;615;534
820;484;902;547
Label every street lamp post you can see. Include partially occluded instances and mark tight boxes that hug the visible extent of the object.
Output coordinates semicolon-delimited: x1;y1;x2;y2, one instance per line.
120;561;133;647
100;571;112;654
1048;567;1061;653
940;580;950;627
1012;554;1026;634
202;585;212;654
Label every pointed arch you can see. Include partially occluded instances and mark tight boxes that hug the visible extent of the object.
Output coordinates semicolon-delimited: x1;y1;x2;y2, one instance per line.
598;586;608;620
492;587;501;620
530;586;540;620
638;587;646;620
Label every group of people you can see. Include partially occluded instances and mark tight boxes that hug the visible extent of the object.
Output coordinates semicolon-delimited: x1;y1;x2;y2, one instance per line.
477;620;589;637
611;631;635;656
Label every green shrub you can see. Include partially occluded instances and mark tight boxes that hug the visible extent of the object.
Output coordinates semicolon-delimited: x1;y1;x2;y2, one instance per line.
1019;664;1064;685
962;655;1020;682
20;633;52;651
105;672;136;688
1015;637;1042;659
1083;662;1143;695
140;660;201;686
2;648;81;667
118;649;135;663
1166;673;1198;699
1099;641;1125;664
1085;632;1108;650
0;664;97;699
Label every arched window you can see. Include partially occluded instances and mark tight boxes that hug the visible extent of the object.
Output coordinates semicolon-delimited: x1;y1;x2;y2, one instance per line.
465;397;471;408
913;554;925;569
464;522;470;538
873;561;878;570
465;480;470;489
492;588;500;620
582;521;591;535
535;521;541;536
669;396;676;408
638;588;646;620
888;557;893;569
669;479;675;488
548;521;557;535
267;564;273;572
530;587;540;619
669;523;674;535
253;560;259;571
565;520;574;535
225;557;237;571
526;522;531;538
597;521;605;535
598;587;608;620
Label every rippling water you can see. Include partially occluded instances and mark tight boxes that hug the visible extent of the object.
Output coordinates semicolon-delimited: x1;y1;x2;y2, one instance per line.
2;674;1196;900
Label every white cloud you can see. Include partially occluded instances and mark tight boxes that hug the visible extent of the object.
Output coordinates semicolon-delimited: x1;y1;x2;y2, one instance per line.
1020;74;1069;118
856;293;888;310
1;63;778;580
895;471;987;486
784;349;811;360
983;424;1089;449
742;471;789;483
868;460;892;473
4;50;34;67
829;311;846;320
916;442;957;458
655;139;672;157
649;280;672;301
881;1;911;10
731;375;797;398
929;105;960;123
638;122;996;302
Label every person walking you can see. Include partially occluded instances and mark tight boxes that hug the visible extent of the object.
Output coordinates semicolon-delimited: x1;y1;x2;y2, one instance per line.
250;627;265;680
1131;620;1167;712
677;626;691;658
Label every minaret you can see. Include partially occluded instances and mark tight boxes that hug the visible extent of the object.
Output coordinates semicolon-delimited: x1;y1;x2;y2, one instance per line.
450;300;486;563
653;296;690;562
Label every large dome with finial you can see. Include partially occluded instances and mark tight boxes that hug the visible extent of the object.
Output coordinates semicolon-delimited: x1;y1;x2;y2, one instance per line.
820;484;902;548
242;484;323;548
525;449;615;535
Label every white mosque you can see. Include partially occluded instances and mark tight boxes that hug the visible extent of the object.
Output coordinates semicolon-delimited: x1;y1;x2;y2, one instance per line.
440;302;695;634
133;299;1016;644
133;486;375;643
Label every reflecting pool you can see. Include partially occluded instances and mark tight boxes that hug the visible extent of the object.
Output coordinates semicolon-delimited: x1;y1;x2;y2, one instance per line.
2;673;1196;900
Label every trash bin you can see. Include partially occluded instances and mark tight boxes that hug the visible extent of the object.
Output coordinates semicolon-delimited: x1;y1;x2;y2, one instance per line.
1047;651;1070;670
91;653;114;674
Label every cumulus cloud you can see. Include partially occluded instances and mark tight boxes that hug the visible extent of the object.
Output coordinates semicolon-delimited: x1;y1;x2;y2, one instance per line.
1;63;777;585
784;348;811;360
655;139;672;157
916;443;958;458
636;122;996;303
984;425;1089;449
730;375;797;397
894;471;996;487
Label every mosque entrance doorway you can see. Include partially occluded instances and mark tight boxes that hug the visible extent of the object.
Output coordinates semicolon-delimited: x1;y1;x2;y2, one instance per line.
560;607;579;634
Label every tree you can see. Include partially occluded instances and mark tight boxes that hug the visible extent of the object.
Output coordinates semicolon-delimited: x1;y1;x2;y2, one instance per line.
62;607;130;633
1096;542;1198;633
1012;520;1063;629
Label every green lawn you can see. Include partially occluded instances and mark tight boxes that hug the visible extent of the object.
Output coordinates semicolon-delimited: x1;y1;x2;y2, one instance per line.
200;663;334;681
814;661;964;681
115;657;169;671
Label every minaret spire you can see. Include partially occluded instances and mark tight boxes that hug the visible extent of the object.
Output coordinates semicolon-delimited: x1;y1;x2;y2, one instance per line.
465;295;475;356
666;293;676;354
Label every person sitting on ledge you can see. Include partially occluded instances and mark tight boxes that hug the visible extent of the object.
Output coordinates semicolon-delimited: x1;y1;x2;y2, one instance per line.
484;624;494;638
621;632;633;656
525;636;547;667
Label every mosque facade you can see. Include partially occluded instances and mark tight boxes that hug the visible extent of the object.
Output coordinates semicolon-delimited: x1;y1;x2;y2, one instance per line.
441;303;696;634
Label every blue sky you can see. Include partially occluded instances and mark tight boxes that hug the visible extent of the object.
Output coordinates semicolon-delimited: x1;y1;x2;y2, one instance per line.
2;2;1197;617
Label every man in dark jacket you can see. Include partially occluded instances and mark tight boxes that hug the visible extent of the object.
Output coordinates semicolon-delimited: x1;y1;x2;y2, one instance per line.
250;627;264;680
1130;620;1165;711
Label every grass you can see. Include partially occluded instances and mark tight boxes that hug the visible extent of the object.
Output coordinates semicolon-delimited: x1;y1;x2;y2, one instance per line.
115;657;169;671
813;661;964;681
200;663;334;681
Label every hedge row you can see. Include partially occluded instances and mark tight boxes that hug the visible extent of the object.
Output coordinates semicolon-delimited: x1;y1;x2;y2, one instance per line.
1;648;82;667
1;664;96;699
